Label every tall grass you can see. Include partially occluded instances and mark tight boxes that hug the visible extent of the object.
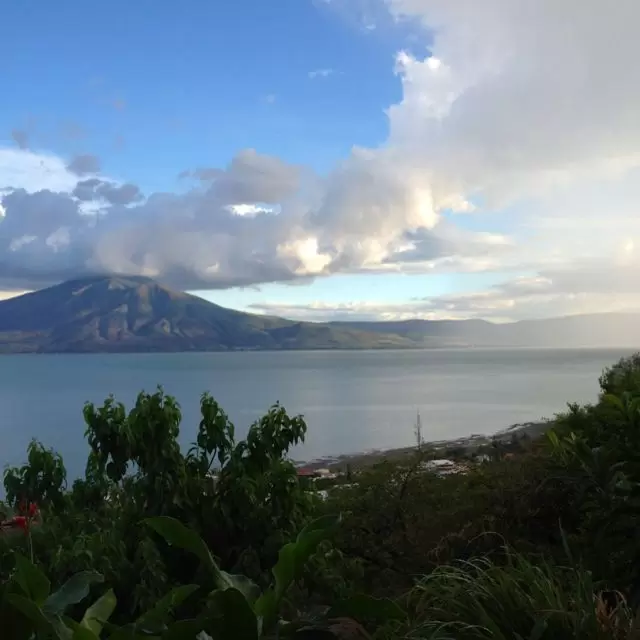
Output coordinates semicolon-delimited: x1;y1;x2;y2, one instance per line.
401;550;639;640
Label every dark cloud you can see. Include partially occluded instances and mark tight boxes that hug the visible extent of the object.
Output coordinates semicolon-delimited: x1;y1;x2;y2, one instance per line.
212;149;301;204
10;129;29;150
67;154;101;176
1;189;81;236
0;145;481;292
72;179;141;205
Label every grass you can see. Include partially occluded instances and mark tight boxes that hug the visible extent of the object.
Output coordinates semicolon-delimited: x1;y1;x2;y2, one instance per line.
395;550;640;640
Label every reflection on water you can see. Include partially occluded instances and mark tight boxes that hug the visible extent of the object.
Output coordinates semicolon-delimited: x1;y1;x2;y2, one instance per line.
0;348;632;479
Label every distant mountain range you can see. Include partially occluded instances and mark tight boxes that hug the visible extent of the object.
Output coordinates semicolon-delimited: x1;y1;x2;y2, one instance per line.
0;276;638;353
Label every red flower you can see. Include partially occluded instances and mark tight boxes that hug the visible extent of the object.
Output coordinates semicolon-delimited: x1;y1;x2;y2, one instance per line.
28;503;38;517
10;516;28;532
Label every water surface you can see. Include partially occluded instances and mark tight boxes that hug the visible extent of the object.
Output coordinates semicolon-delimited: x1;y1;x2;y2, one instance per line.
0;349;631;479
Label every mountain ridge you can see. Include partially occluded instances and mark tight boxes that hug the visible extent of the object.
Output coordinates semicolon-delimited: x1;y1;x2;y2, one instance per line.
0;276;639;353
0;276;414;353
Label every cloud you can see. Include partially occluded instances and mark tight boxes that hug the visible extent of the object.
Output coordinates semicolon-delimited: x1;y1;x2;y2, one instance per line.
385;0;640;206
0;148;78;193
248;261;640;323
1;0;640;317
308;68;336;79
66;154;101;176
0;290;27;301
72;179;142;205
10;129;29;150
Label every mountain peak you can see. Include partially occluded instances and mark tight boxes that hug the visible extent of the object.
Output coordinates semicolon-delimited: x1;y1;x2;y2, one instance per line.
0;276;412;353
1;277;638;353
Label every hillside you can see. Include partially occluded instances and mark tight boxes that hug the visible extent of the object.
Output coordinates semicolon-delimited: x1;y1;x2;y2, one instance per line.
0;276;413;353
1;276;639;353
334;313;640;348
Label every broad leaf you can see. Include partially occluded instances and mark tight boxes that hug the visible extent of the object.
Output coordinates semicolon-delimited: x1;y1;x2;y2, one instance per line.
253;589;277;627
217;573;261;604
208;588;259;640
71;625;100;640
80;589;117;635
7;594;53;634
273;515;340;601
145;517;220;579
136;584;199;633
256;515;340;628
161;618;206;640
44;571;104;614
13;554;51;604
50;615;75;640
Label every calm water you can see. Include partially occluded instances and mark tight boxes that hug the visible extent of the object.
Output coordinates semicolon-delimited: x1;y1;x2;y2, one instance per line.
0;349;633;479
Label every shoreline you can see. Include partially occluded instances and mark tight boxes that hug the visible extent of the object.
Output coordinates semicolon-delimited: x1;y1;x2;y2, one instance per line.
295;420;550;472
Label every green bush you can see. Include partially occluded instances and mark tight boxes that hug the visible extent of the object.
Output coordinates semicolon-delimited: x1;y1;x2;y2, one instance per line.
5;353;640;637
3;390;316;620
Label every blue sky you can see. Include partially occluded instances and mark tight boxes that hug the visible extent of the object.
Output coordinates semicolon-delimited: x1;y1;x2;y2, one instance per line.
1;0;413;184
1;0;638;321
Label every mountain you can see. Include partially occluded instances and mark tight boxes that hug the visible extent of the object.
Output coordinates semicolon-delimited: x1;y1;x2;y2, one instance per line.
333;314;640;348
0;276;639;353
0;276;414;353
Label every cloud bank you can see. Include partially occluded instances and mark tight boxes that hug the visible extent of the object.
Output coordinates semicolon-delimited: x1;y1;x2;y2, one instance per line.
2;0;640;320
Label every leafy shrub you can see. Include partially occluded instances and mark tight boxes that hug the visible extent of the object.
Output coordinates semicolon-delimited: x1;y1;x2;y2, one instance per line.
3;390;315;620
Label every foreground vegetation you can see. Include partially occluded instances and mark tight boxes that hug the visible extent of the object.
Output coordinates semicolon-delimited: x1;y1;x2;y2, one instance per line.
3;354;640;637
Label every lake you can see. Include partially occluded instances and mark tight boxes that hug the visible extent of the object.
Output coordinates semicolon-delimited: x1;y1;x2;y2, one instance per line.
0;348;633;479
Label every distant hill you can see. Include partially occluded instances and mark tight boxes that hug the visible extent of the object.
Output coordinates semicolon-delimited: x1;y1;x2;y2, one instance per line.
0;276;413;353
333;314;640;348
0;276;639;353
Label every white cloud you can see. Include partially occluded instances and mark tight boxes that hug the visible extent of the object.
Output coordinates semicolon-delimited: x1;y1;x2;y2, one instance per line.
1;0;640;321
308;68;337;79
386;0;640;206
227;203;276;217
0;290;27;301
0;148;78;193
248;266;640;323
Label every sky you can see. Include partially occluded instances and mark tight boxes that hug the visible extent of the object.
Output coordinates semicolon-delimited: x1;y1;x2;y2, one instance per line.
1;0;640;322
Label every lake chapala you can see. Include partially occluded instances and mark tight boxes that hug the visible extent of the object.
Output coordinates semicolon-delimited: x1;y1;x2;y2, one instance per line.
0;348;631;480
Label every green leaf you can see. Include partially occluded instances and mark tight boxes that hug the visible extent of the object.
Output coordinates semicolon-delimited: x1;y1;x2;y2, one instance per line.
99;622;142;640
218;573;261;604
256;515;340;628
253;589;277;627
50;615;74;640
327;595;405;623
71;625;101;640
80;589;117;635
273;515;340;601
145;517;220;578
161;618;206;640
136;584;199;633
7;594;53;634
208;588;259;640
144;517;256;598
13;554;51;604
44;571;104;614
